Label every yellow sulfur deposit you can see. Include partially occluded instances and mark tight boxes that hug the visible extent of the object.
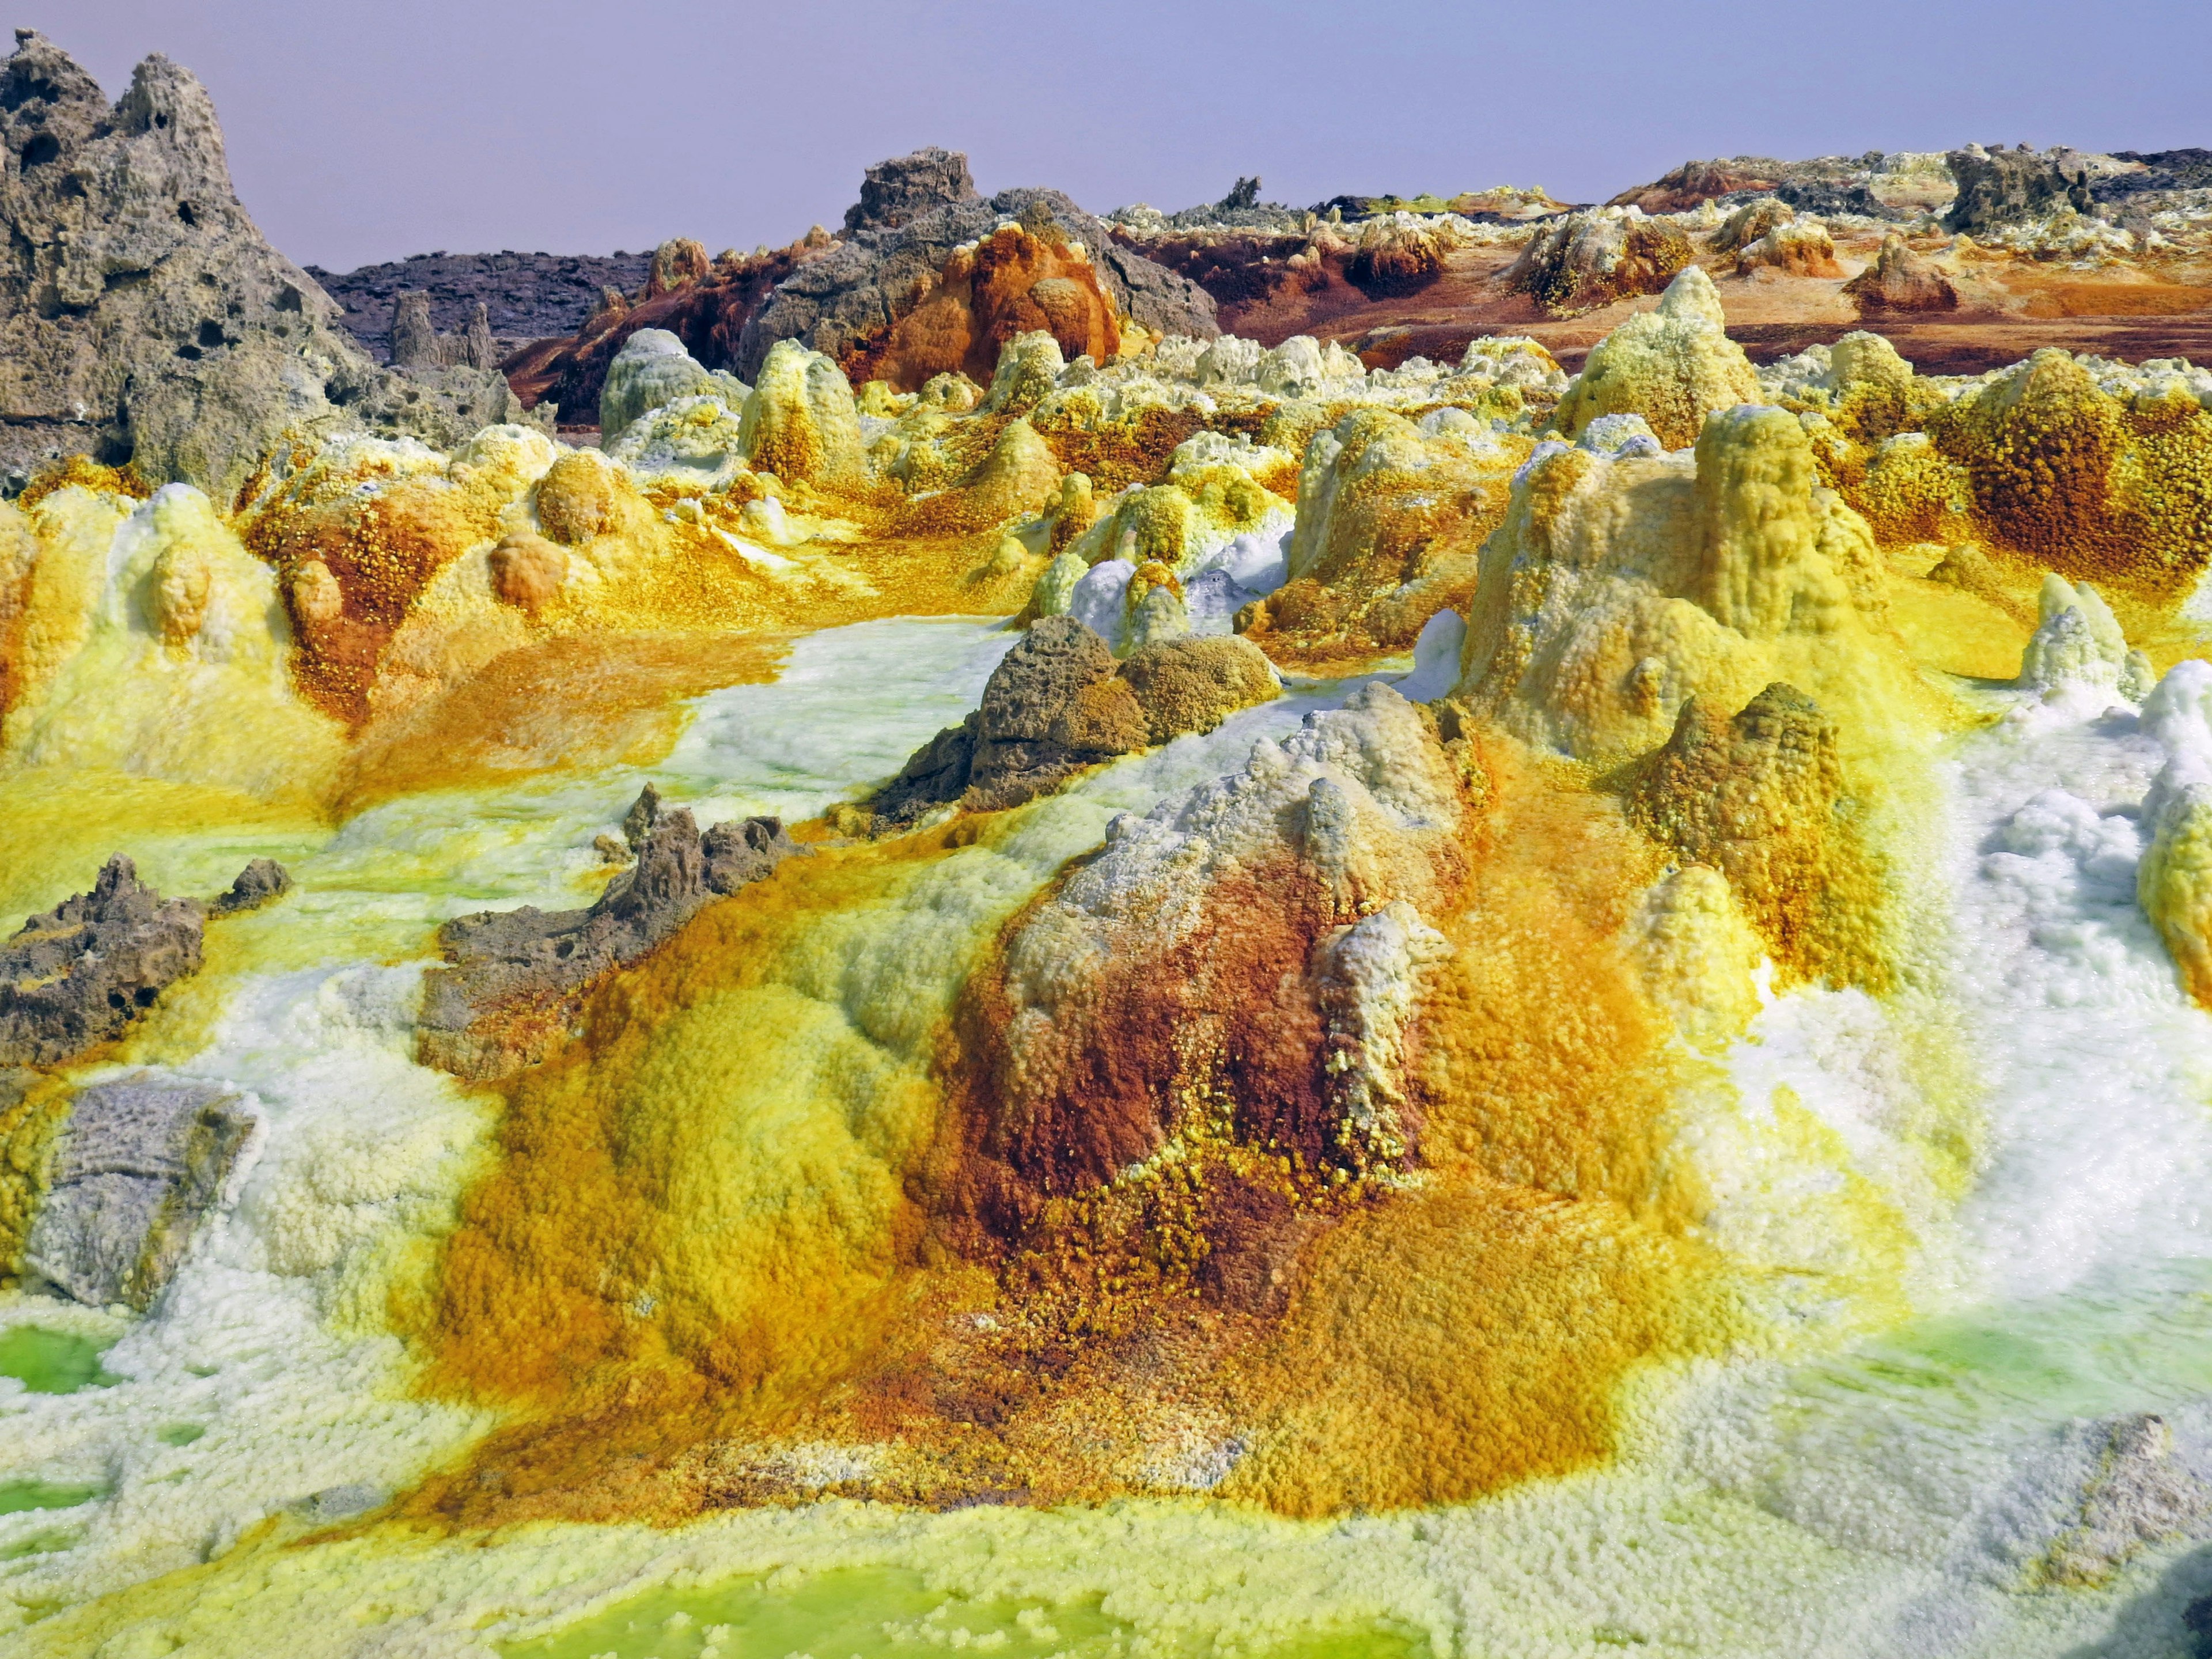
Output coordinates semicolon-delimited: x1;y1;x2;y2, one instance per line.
13;54;2212;1656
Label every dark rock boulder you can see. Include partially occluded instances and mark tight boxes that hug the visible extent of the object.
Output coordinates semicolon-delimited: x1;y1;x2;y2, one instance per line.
1945;145;2095;233
23;1073;254;1309
844;146;980;234
0;857;203;1067
873;616;1147;825
416;797;799;1078
209;858;291;916
872;618;1281;825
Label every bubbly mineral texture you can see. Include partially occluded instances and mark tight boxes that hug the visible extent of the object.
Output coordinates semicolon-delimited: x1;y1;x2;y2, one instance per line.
22;1073;254;1310
20;29;2212;1657
0;857;202;1067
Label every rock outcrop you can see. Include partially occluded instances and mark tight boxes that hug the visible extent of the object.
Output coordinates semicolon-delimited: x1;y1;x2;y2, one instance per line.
416;797;799;1078
872;616;1279;825
22;1073;255;1309
1504;207;1693;317
1945;144;2096;233
843;146;981;234
0;857;203;1067
306;249;653;364
1843;233;1958;311
209;858;292;916
737;176;1218;382
0;31;520;498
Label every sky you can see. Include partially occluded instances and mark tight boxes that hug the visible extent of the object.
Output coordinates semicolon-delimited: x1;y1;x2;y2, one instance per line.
48;0;2212;274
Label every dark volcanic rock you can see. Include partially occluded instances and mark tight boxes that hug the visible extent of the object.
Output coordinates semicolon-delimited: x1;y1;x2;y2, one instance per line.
1945;145;2094;233
0;857;203;1067
305;249;654;363
873;617;1148;824
0;31;521;498
2099;149;2212;201
209;858;291;916
24;1073;255;1310
844;146;980;234
416;797;798;1078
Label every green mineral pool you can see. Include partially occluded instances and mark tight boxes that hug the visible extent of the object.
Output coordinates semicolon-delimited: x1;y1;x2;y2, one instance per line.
499;1565;1427;1659
0;1482;105;1517
0;1326;121;1395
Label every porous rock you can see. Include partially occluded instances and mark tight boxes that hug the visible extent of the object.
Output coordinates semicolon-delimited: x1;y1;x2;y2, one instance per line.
416;797;797;1079
844;146;980;234
0;32;520;498
209;858;291;916
1945;145;2095;233
0;857;203;1067
23;1072;254;1310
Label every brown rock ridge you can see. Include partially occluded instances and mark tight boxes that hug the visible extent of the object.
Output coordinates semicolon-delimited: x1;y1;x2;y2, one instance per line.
417;794;801;1080
868;616;1278;827
0;857;203;1068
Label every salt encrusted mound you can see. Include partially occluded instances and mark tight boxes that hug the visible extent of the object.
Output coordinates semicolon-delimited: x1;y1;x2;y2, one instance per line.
737;176;1218;379
23;1072;255;1310
0;855;203;1067
0;31;521;497
416;797;798;1079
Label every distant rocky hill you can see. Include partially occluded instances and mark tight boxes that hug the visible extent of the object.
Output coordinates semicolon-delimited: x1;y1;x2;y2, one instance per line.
305;250;653;362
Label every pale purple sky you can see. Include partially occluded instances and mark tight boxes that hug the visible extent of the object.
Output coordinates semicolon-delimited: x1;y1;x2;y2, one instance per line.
50;0;2212;274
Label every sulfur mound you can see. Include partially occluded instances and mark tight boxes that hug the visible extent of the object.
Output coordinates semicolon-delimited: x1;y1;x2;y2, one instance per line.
1551;266;1761;451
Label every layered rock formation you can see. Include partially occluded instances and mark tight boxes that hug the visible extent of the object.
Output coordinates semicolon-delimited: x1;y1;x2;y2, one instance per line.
22;1073;255;1309
306;248;653;363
